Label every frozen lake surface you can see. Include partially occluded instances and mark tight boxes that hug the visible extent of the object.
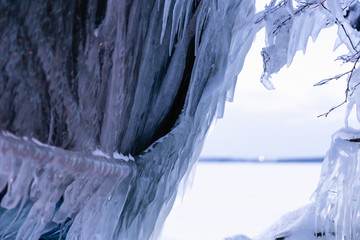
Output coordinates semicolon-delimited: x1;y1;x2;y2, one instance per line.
161;161;322;240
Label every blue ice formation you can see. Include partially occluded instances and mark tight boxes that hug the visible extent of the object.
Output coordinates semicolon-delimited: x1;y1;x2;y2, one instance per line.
4;0;360;239
0;0;256;239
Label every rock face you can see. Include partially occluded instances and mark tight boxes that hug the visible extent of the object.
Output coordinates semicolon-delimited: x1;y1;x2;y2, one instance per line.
0;0;192;155
0;0;256;239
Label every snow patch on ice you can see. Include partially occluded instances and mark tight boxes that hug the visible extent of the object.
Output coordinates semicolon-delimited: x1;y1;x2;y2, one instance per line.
92;148;111;159
94;28;99;37
112;152;135;162
31;137;55;150
255;204;323;240
228;204;330;240
1;130;20;140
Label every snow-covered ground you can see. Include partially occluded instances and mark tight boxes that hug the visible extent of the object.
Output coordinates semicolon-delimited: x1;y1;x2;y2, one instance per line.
161;161;322;240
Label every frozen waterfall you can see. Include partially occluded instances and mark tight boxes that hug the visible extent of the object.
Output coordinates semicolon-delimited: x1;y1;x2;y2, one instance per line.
3;0;360;239
0;0;256;239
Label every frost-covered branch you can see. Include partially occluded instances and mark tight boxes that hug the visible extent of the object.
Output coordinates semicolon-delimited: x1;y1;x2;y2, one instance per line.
314;71;352;86
317;46;360;118
317;101;347;117
316;54;360;117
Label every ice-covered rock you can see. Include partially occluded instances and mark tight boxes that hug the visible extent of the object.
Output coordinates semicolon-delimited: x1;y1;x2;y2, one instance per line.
0;0;257;239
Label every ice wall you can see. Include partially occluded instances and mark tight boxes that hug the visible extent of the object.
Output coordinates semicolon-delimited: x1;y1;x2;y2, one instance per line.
0;0;257;239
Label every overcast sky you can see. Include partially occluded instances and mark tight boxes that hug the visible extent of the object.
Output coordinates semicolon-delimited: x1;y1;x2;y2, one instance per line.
201;4;354;159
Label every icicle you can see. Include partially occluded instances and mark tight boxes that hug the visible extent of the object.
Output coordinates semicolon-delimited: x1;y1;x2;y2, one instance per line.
160;0;172;44
257;0;334;85
169;0;183;54
183;0;193;40
195;3;208;56
0;132;135;239
0;0;261;239
1;156;33;210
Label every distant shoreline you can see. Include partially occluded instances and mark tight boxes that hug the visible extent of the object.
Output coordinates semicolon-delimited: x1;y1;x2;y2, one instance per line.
199;157;324;163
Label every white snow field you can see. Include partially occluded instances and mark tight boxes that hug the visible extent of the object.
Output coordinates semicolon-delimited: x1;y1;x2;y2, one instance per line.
162;162;322;240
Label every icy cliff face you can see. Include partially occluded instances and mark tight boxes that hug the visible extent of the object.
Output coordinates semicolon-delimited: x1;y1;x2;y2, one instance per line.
0;0;256;239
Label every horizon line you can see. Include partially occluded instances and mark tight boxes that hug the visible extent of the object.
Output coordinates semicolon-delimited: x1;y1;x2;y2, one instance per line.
199;157;324;163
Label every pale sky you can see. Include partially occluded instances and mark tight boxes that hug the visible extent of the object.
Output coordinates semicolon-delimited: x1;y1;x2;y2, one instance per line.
201;6;354;159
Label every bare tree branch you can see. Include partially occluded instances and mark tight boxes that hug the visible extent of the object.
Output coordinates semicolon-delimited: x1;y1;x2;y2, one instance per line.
318;54;360;117
317;101;347;117
314;71;351;86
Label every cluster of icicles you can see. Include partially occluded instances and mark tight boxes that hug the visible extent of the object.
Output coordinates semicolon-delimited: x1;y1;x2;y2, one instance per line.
0;131;135;239
3;0;360;239
0;0;257;239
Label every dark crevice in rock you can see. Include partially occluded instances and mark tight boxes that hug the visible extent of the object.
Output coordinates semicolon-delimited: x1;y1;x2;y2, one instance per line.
0;185;7;202
150;37;195;148
95;0;107;28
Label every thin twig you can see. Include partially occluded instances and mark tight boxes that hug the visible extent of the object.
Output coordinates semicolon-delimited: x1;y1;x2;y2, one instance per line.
318;54;360;117
317;101;347;117
336;53;360;63
345;54;360;96
314;1;360;117
339;21;357;51
314;71;351;86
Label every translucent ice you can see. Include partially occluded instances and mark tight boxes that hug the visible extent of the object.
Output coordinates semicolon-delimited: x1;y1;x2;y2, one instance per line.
0;0;256;239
